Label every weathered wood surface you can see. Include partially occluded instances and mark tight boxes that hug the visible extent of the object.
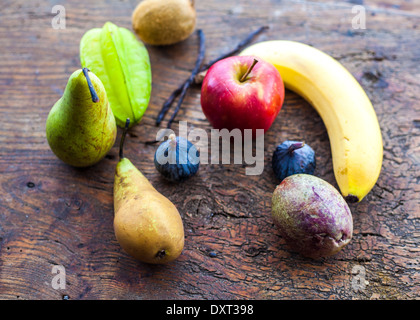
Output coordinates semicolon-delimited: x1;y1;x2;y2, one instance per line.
0;0;419;300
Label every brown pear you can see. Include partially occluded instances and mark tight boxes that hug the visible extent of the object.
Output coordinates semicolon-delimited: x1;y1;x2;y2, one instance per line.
113;119;184;264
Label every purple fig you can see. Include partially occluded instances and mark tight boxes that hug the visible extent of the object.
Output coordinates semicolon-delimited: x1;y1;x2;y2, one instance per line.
272;141;316;182
271;174;353;259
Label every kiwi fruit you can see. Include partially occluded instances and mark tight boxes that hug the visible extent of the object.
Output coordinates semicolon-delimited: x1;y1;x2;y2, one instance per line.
132;0;196;46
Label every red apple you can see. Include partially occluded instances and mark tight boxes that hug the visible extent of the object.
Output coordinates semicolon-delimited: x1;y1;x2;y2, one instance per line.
200;55;285;137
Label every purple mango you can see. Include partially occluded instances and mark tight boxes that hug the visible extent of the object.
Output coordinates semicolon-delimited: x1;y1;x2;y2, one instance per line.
271;174;353;259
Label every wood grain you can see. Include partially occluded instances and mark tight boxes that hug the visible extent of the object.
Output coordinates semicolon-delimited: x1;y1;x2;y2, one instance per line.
0;0;419;300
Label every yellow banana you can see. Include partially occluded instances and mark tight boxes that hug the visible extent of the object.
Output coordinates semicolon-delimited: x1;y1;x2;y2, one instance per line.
240;40;383;202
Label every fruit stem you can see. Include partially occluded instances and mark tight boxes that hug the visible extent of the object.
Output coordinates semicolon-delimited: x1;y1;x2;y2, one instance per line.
82;68;99;103
240;58;258;82
119;118;130;160
345;195;359;203
288;142;305;155
169;133;177;148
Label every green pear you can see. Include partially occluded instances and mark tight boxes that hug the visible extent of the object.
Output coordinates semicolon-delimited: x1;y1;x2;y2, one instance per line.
46;68;117;167
113;119;185;264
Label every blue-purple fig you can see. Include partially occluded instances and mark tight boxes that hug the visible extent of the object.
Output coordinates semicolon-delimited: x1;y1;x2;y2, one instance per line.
154;134;200;182
271;174;353;259
272;141;315;182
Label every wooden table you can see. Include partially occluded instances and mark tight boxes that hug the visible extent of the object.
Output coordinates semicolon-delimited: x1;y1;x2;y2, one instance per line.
0;0;419;300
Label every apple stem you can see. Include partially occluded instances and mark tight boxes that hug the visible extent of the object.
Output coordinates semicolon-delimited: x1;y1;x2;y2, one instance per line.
82;68;99;103
240;58;259;82
119;118;130;160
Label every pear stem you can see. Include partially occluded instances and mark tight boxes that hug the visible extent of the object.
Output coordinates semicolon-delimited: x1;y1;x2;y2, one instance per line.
119;118;130;160
82;68;99;103
240;58;258;82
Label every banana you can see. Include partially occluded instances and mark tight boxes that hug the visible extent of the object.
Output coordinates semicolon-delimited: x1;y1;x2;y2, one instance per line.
240;40;383;202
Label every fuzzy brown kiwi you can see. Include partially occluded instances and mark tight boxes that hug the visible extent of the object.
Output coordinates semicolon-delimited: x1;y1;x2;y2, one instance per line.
132;0;196;46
